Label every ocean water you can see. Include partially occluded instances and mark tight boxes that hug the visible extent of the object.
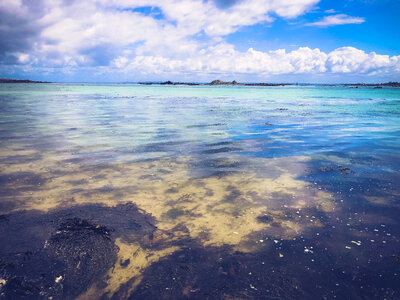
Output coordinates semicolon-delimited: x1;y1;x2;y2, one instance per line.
0;83;399;299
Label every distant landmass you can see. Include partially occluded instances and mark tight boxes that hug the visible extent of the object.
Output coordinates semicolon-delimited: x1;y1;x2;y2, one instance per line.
1;78;399;87
139;80;400;87
346;82;400;87
139;80;291;86
0;78;51;83
208;80;290;86
139;81;200;86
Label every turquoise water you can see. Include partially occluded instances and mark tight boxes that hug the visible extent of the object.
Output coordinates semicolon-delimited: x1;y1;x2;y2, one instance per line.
0;84;399;299
1;84;399;160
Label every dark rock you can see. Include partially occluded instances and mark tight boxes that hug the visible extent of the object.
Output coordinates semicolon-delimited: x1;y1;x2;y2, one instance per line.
209;79;239;85
210;79;227;85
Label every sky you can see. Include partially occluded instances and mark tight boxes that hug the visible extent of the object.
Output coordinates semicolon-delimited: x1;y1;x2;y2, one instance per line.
0;0;399;83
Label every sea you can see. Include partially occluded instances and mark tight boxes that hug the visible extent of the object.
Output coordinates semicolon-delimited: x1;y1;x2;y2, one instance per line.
0;83;399;299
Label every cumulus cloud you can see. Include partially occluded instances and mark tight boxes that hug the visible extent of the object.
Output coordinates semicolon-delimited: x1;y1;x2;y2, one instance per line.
0;0;47;63
0;0;399;81
0;0;320;63
111;45;400;77
306;14;365;27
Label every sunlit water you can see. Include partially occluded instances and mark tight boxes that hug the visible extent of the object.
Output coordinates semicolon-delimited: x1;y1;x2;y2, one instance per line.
0;84;399;299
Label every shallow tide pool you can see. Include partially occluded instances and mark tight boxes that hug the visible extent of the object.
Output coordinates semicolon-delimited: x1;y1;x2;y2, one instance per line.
0;84;399;299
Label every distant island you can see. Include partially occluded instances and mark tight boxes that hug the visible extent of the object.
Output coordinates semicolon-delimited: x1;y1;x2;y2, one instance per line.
345;82;400;87
208;80;290;86
0;78;51;83
139;81;200;86
139;80;290;86
138;80;400;87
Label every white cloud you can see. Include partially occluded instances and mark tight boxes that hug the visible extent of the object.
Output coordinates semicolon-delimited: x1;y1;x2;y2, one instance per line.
1;0;321;65
111;45;400;77
324;9;336;14
16;53;30;64
1;0;399;81
306;14;365;27
326;47;398;74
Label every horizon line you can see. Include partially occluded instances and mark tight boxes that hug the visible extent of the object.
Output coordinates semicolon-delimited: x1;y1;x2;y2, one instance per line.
1;78;399;86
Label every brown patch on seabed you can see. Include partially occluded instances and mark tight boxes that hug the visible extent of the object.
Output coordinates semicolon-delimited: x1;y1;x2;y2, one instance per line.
0;149;342;298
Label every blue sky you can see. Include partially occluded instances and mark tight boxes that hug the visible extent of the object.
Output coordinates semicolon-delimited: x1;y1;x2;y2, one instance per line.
228;1;400;56
0;0;399;83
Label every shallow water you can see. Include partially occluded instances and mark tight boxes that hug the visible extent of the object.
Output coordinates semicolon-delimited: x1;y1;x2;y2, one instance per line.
0;84;399;299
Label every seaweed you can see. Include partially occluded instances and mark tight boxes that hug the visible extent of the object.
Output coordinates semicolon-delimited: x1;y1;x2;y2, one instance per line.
0;202;157;299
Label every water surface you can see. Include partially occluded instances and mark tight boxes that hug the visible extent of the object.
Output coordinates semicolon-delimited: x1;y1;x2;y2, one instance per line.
0;84;399;299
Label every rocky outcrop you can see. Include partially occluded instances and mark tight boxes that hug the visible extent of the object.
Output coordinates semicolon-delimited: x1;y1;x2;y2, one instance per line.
209;79;290;86
209;80;240;85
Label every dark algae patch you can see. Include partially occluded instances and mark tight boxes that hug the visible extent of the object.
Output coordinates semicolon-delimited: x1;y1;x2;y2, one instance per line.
0;203;157;299
126;246;304;300
124;233;400;300
256;214;272;223
0;217;116;300
164;207;187;219
319;165;355;175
